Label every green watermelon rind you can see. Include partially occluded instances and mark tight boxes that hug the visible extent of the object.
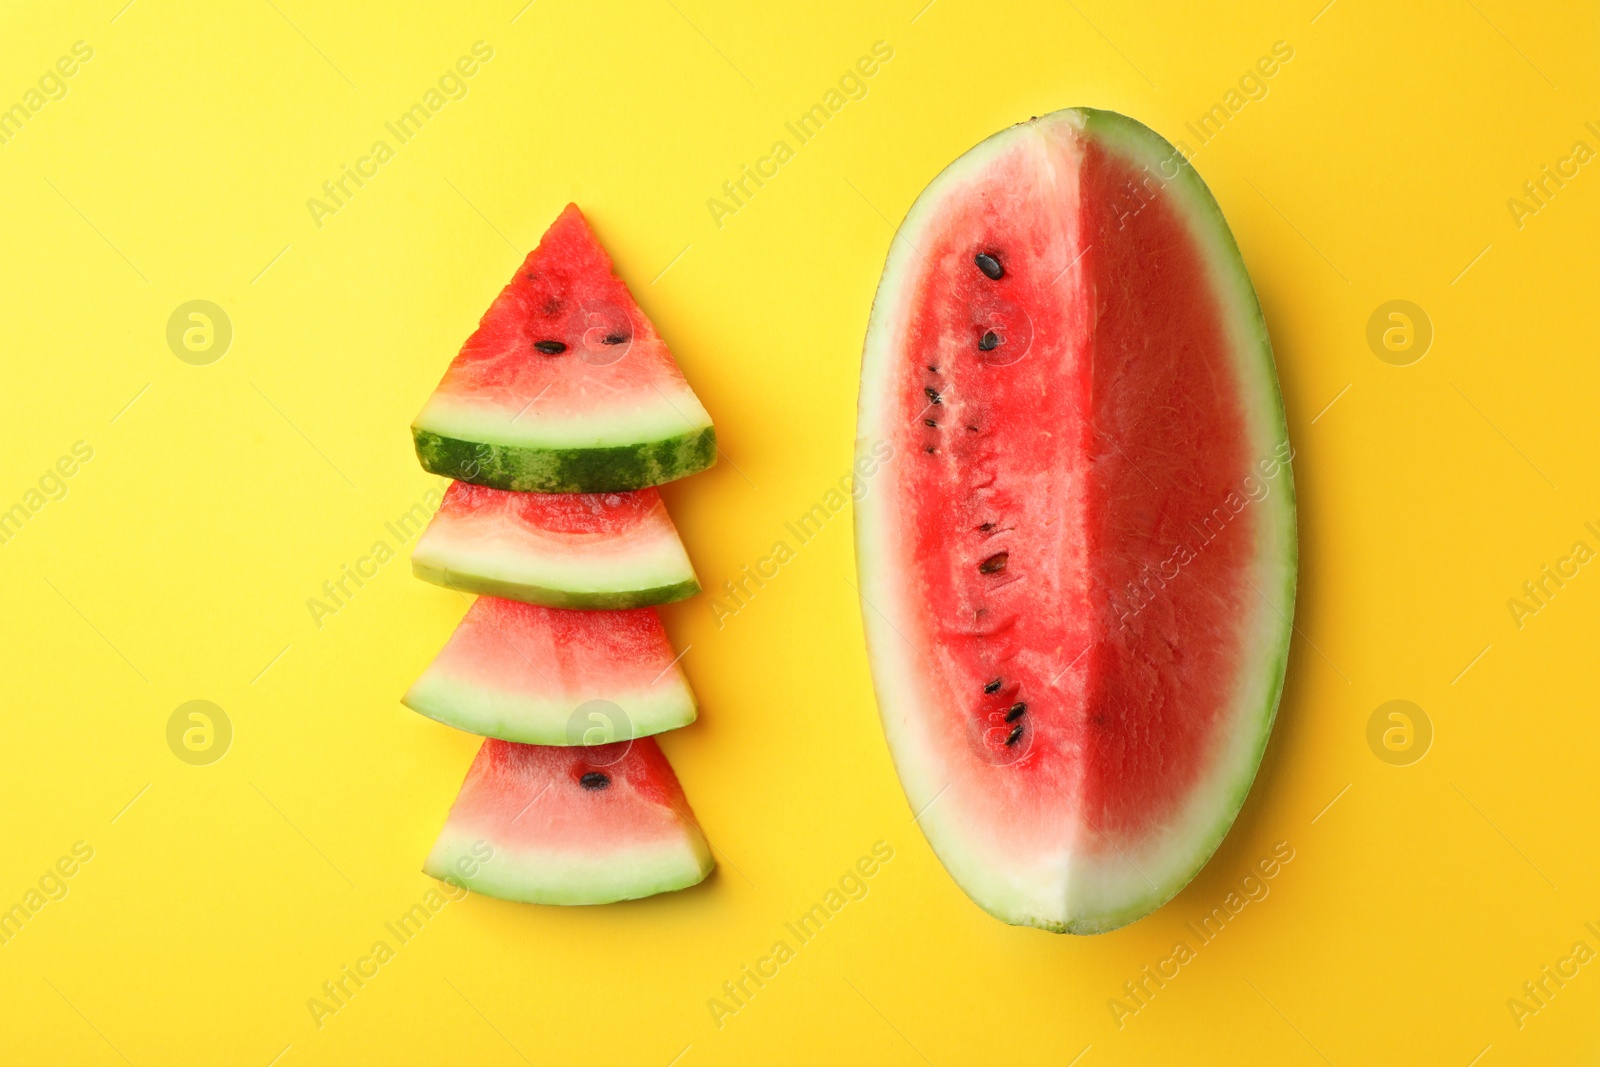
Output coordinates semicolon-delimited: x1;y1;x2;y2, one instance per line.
412;560;701;610
413;425;717;494
853;107;1297;935
424;827;715;906
402;672;698;746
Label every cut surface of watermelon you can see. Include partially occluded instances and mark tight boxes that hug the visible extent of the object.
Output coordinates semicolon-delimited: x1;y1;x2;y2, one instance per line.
855;109;1296;934
403;596;696;744
412;481;699;609
425;737;714;905
413;203;715;493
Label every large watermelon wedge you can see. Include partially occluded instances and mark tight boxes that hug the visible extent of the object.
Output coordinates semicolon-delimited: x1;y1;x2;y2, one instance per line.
413;204;716;493
855;108;1296;934
425;737;714;905
412;481;699;609
403;596;696;745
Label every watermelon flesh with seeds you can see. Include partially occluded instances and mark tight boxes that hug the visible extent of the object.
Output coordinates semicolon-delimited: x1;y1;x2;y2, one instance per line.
403;596;696;745
412;481;699;609
413;203;716;494
425;737;714;905
855;108;1296;934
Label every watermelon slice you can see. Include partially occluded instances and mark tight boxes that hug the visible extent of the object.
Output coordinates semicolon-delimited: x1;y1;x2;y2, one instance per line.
425;737;714;905
412;481;699;609
403;596;696;744
412;203;716;493
855;109;1296;933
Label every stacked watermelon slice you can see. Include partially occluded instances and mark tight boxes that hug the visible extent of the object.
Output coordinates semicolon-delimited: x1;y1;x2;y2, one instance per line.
405;205;717;905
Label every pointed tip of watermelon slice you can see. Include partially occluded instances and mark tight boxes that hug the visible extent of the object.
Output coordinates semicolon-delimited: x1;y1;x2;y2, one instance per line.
424;738;715;906
553;200;588;229
412;204;716;494
529;202;607;277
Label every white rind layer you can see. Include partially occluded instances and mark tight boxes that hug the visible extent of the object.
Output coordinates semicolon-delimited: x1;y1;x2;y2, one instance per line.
854;108;1297;934
424;826;714;905
414;376;713;451
411;503;699;606
402;670;697;745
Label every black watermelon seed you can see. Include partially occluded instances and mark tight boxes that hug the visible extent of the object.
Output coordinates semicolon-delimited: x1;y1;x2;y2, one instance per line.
975;252;1004;280
979;552;1008;574
924;387;942;404
534;340;568;355
602;334;628;345
978;522;995;532
924;419;938;428
925;446;936;454
927;365;939;373
579;772;610;790
1006;702;1027;722
978;331;1000;352
967;425;979;432
984;678;1001;694
1005;724;1024;746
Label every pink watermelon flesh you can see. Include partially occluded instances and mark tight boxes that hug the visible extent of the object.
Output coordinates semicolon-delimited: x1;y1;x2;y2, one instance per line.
412;204;715;493
403;596;696;745
410;481;700;609
856;109;1295;933
425;737;714;905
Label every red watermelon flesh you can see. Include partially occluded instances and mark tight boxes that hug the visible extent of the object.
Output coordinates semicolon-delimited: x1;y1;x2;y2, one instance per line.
411;481;699;609
855;109;1296;933
412;204;715;493
425;737;714;905
403;596;696;745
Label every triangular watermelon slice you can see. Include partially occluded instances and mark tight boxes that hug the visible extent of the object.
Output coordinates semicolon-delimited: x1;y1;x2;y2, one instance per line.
411;481;699;609
403;596;696;744
412;204;716;494
425;737;714;905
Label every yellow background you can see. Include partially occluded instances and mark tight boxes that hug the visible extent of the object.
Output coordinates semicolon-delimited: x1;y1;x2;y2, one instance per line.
2;0;1596;1063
